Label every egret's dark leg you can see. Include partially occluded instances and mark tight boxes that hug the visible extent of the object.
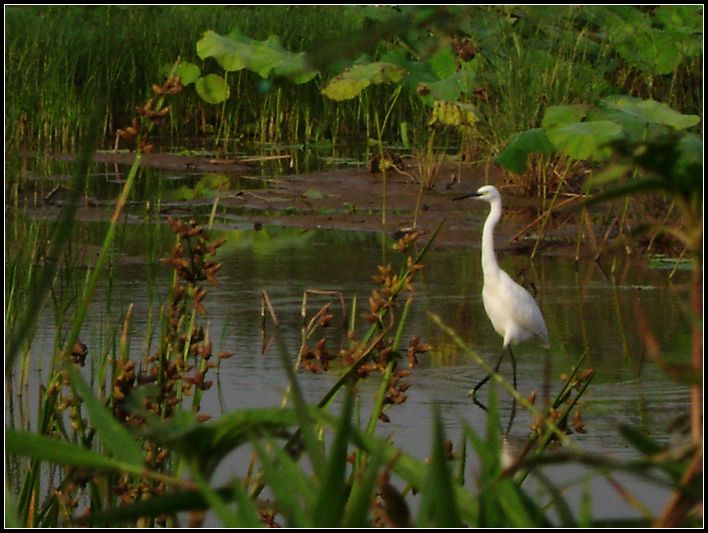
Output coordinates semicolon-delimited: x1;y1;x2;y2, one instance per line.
508;346;517;392
505;346;517;436
471;346;506;407
505;397;517;437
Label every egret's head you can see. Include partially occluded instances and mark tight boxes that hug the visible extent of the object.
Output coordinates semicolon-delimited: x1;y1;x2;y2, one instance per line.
453;184;500;204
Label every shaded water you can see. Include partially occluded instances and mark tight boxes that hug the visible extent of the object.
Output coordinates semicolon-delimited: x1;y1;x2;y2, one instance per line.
7;217;692;521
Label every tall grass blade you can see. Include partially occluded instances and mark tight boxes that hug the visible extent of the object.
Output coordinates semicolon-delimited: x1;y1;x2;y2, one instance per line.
6;429;141;474
251;439;315;528
313;387;354;526
65;363;144;466
188;462;240;527
271;331;327;480
314;407;479;525
417;407;463;527
5;491;21;528
77;486;237;526
495;476;546;527
6;114;100;370
341;446;383;528
527;470;577;527
133;404;299;475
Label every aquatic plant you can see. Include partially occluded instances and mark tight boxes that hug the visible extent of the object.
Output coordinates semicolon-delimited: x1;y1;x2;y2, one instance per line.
5;5;703;527
584;131;703;526
8;202;701;526
6;6;701;183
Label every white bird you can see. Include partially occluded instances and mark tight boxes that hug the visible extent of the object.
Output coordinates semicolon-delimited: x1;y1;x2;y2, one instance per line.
454;185;549;400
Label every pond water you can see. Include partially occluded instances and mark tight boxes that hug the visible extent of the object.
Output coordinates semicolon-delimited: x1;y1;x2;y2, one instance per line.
8;214;692;522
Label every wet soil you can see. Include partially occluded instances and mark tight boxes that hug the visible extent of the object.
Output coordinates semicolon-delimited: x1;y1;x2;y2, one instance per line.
21;151;592;256
218;162;586;255
50;150;256;174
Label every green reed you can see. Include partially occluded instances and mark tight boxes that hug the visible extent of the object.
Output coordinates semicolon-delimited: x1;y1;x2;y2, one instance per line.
5;6;702;526
5;6;372;154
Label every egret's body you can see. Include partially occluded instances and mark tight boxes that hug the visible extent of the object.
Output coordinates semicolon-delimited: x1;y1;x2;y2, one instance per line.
455;185;549;398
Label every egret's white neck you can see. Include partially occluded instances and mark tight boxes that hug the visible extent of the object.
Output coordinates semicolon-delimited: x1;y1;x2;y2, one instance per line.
481;197;502;279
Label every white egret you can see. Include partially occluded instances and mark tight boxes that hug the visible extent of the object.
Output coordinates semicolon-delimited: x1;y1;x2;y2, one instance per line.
454;185;549;400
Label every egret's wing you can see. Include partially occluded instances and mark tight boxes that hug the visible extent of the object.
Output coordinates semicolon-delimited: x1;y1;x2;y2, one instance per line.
499;271;549;345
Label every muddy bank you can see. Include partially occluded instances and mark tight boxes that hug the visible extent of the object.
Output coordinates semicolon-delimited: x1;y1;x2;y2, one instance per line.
214;163;586;254
19;151;591;256
42;150;257;174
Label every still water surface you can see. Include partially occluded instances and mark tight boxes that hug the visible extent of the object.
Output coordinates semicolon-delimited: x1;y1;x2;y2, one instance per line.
12;222;692;521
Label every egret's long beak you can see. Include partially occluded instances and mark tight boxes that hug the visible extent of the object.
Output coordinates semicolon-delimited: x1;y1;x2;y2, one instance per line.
453;192;481;201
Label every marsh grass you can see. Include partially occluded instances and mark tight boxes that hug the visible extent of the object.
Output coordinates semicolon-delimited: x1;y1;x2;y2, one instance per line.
10;186;700;526
6;6;700;202
4;6;373;154
5;5;703;527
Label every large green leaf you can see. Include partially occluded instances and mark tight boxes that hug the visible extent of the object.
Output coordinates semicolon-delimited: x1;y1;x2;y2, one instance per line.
197;30;317;84
650;30;687;74
380;47;449;107
195;74;230;104
495;128;555;173
655;5;703;35
541;104;590;130
250;35;317;83
584;6;701;75
428;46;457;79
161;62;201;85
546;120;624;160
197;30;254;72
173;62;201;86
600;95;700;130
421;74;465;103
321;62;405;101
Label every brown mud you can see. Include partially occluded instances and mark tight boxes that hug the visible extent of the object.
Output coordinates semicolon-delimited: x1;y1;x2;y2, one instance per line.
21;151;598;257
218;163;587;255
49;150;257;174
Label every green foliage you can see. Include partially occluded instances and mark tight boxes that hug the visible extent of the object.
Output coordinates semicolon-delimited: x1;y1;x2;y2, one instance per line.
428;100;478;128
494;128;555;173
170;173;231;200
546;120;624;161
189;28;320;105
321;62;405;100
6;429;139;473
586;133;702;205
582;6;702;76
584;130;702;259
65;364;144;466
196;29;318;83
195;73;230;104
172;62;201;86
4;6;367;151
4;6;704;527
417;409;463;527
5;5;701;158
601;95;700;130
7;295;700;528
497;96;700;173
